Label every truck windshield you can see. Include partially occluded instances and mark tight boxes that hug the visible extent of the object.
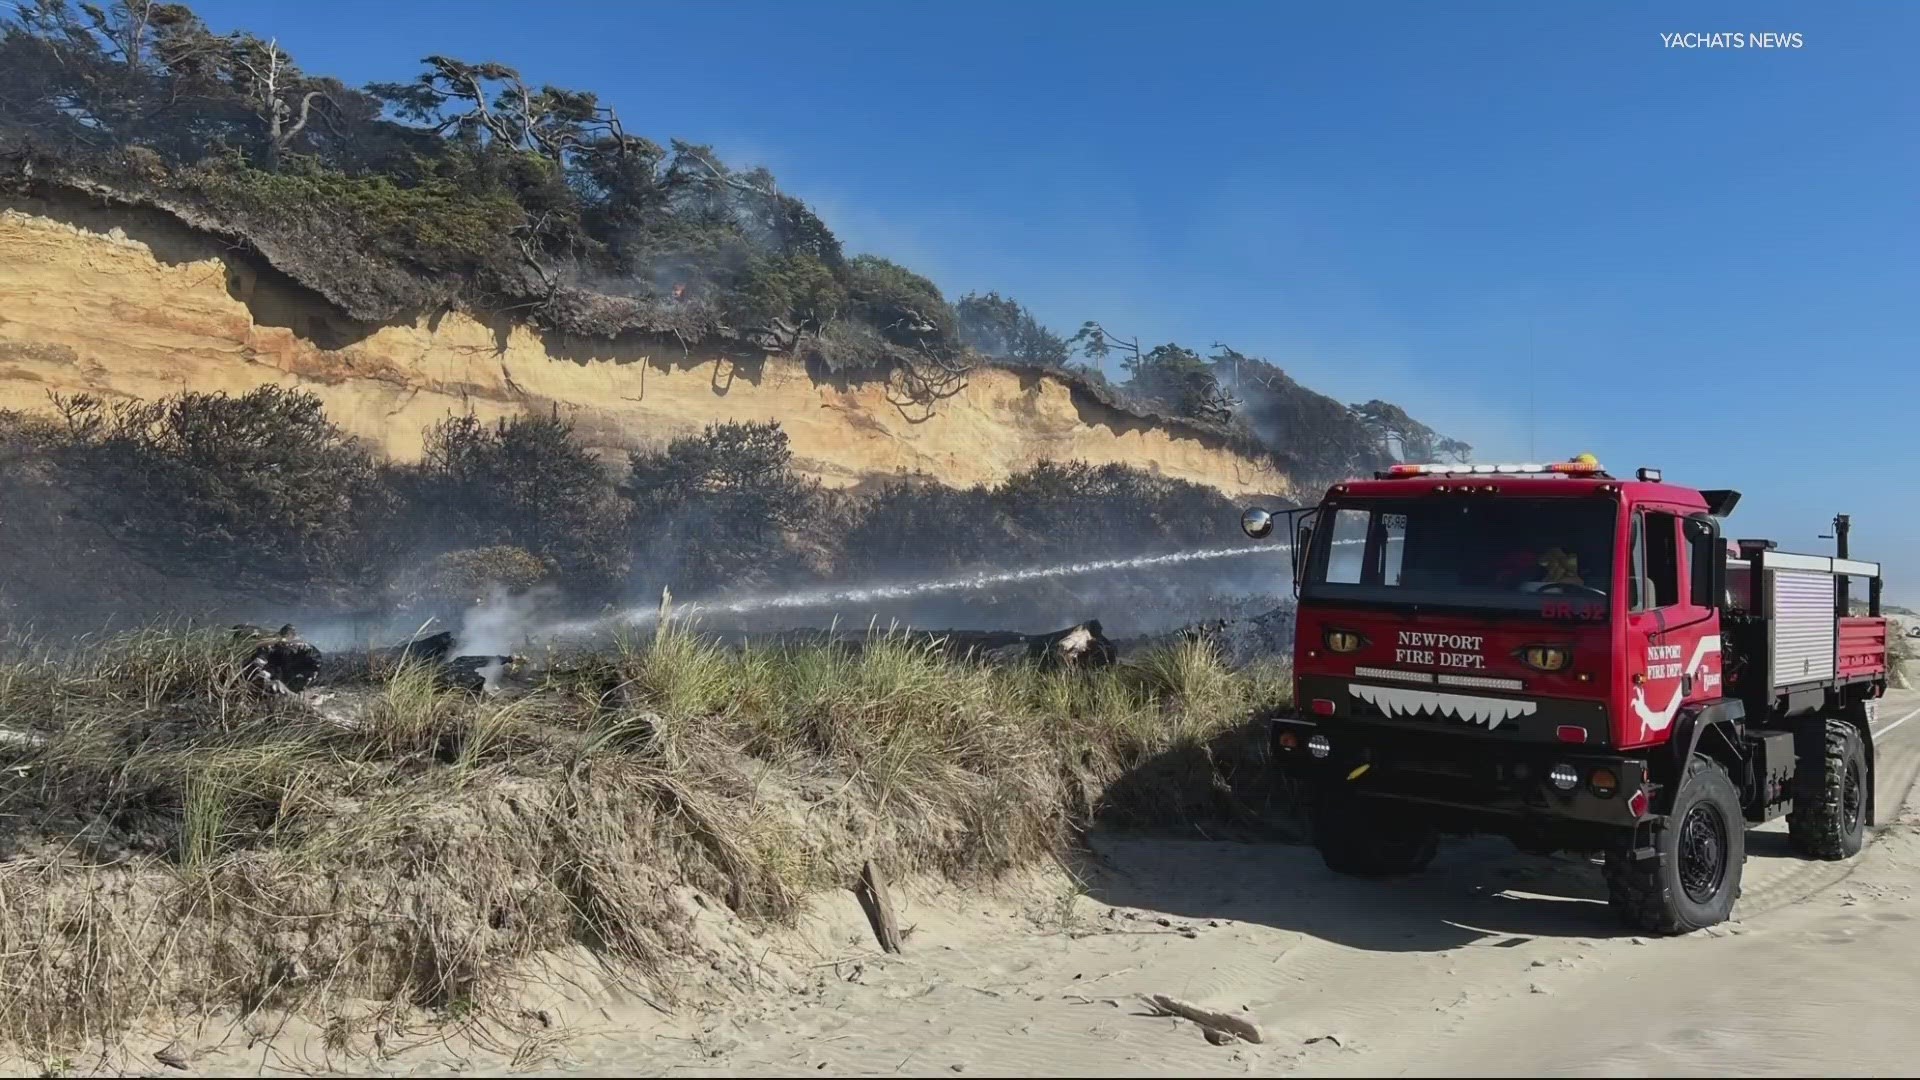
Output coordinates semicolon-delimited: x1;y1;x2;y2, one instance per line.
1304;497;1618;617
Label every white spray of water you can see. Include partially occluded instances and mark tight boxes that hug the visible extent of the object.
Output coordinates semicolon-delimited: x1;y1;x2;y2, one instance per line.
456;585;560;656
524;543;1296;645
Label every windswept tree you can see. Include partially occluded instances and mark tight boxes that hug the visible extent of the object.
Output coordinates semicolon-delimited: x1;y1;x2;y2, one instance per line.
845;256;959;353
661;140;843;268
360;61;849;331
222;34;339;170
957;292;1069;367
1068;320;1139;367
1348;399;1470;464
1201;353;1388;485
0;2;373;167
1073;324;1237;422
728;254;848;348
1;2;187;147
368;56;638;166
835;256;972;409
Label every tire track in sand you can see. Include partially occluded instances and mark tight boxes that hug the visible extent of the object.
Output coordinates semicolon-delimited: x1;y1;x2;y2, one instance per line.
1734;695;1920;919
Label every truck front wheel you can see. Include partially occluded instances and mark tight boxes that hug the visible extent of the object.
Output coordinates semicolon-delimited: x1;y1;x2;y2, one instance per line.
1312;786;1439;877
1787;718;1868;861
1604;754;1745;934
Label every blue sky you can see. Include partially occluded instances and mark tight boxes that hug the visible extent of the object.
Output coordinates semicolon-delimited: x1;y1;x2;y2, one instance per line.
189;1;1919;601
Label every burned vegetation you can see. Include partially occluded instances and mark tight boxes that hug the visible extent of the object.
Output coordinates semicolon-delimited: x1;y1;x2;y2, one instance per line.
2;387;1298;640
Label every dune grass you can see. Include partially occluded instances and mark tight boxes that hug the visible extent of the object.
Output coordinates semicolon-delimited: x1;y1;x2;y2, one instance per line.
0;620;1290;1056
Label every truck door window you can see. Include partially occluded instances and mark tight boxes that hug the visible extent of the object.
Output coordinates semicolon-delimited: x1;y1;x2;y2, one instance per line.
1323;509;1371;584
1629;514;1644;610
1644;511;1680;608
1377;512;1407;586
1687;520;1717;608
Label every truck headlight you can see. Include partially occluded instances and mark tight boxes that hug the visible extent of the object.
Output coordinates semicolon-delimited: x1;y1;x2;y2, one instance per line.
1518;645;1572;672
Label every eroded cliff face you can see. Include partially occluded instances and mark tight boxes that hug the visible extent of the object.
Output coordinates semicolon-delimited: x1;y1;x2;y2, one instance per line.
0;196;1290;497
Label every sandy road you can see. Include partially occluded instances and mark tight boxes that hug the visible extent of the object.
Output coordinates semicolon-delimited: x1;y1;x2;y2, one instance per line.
507;691;1920;1079
1316;689;1920;1078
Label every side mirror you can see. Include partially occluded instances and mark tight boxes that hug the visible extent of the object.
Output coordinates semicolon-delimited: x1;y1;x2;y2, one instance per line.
1691;513;1725;609
1241;507;1274;540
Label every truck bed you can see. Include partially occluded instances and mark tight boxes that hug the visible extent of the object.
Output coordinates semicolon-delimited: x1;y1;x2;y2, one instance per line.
1839;616;1890;679
1725;551;1888;703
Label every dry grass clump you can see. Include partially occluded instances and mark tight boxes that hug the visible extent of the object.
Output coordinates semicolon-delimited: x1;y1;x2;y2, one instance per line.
0;619;1289;1056
1889;625;1913;689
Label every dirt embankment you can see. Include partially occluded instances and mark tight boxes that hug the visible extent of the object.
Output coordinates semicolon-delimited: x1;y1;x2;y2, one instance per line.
0;625;1294;1074
0;195;1290;497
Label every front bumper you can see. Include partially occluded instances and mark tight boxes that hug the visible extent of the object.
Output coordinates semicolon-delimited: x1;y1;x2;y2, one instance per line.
1270;713;1653;829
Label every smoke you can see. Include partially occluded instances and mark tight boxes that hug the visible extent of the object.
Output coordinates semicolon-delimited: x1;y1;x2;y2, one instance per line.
1215;356;1392;485
455;585;563;657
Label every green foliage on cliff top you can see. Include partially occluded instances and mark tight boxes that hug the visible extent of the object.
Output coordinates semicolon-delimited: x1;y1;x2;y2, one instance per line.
0;0;1463;485
180;157;525;274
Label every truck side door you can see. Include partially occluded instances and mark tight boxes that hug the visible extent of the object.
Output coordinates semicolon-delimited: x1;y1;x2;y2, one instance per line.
1679;516;1727;704
1625;508;1714;743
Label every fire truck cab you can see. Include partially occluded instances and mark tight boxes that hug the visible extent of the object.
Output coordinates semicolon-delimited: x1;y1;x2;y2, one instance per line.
1245;456;1891;934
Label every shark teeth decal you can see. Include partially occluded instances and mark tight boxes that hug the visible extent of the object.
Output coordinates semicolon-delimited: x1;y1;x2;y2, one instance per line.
1348;684;1538;730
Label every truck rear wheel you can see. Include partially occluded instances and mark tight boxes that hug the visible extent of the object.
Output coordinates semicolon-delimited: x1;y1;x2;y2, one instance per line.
1788;719;1868;861
1604;754;1744;934
1312;786;1439;877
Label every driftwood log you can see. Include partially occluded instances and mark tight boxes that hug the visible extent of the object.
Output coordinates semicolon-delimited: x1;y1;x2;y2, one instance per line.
1141;993;1265;1044
854;859;903;953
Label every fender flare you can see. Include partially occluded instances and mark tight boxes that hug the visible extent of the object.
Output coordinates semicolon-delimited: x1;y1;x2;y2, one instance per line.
1659;699;1747;805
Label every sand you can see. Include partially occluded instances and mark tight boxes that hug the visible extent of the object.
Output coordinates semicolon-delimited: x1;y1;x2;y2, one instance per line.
53;689;1920;1078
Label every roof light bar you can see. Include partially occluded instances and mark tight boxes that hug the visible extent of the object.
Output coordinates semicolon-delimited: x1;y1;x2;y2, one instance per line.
1376;457;1609;480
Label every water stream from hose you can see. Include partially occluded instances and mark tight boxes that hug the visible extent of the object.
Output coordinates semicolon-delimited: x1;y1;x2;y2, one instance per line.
532;543;1295;643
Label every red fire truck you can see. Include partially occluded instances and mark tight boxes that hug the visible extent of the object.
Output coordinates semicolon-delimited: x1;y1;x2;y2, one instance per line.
1243;456;1891;933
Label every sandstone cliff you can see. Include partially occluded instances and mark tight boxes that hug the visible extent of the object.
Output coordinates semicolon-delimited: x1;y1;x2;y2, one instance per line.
0;194;1291;498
